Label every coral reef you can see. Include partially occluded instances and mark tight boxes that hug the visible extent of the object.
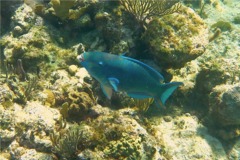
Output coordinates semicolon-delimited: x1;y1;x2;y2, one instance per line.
120;0;181;28
51;123;83;159
0;0;23;35
1;0;240;159
154;114;227;159
228;138;240;159
209;84;240;126
0;102;60;159
142;5;208;68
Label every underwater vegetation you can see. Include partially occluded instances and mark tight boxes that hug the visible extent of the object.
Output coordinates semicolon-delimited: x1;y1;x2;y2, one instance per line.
50;122;82;159
1;0;240;159
120;0;181;29
211;20;232;31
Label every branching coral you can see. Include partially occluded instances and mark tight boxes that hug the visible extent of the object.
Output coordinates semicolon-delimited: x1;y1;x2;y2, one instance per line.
120;0;181;26
51;0;76;20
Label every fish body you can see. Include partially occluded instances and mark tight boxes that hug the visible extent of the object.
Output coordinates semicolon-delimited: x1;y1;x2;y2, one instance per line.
77;52;183;107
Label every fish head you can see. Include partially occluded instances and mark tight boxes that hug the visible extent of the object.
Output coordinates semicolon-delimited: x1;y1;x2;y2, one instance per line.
77;52;107;81
77;52;91;68
77;53;84;63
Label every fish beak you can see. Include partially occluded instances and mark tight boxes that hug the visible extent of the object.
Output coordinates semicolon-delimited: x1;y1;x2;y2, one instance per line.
77;54;84;62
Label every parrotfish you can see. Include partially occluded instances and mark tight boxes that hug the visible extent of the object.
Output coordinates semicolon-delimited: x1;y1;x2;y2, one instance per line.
77;52;183;107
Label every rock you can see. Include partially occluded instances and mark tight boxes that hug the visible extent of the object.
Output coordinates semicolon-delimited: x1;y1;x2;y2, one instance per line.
13;102;60;134
0;105;16;148
2;3;78;73
1;102;60;158
209;84;240;126
1;0;23;35
0;154;9;160
68;64;78;75
11;4;36;35
88;107;165;160
17;130;52;152
75;14;93;28
0;83;14;108
72;43;85;55
52;107;165;159
9;140;53;160
75;68;91;84
19;149;53;160
228;138;240;160
143;6;208;68
12;26;23;37
154;115;227;159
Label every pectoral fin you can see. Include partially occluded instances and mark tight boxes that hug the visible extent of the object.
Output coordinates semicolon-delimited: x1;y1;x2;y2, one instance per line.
101;84;112;99
108;77;119;92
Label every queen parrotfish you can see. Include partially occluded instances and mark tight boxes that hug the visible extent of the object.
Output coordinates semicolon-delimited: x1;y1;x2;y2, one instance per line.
77;52;183;107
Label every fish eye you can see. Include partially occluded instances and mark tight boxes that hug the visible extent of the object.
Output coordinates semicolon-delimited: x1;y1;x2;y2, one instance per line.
98;61;103;66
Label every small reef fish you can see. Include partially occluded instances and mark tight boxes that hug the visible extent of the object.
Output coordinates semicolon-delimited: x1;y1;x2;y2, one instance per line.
77;52;183;107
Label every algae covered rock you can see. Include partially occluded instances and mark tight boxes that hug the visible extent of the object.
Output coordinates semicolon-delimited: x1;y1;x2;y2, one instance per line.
143;6;208;68
51;106;165;159
0;105;16;148
67;90;95;120
0;101;60;159
9;141;53;160
154;114;227;159
229;138;240;160
10;4;37;36
209;84;240;126
0;0;23;35
16;101;60;132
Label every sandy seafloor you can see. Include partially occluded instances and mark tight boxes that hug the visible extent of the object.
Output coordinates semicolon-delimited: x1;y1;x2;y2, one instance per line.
0;0;240;159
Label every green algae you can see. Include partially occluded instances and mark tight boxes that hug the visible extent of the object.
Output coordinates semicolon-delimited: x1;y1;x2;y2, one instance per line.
233;15;240;24
211;20;232;31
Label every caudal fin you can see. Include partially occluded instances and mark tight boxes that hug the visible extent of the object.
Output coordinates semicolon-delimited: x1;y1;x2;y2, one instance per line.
156;82;183;107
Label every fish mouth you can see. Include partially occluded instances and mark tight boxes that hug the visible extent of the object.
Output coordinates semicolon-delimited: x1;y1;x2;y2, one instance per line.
77;54;84;62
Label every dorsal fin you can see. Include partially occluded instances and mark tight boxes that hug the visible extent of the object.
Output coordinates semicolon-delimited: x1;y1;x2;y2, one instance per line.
122;56;164;82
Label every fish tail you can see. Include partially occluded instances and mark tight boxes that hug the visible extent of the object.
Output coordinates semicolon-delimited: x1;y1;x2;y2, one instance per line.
156;82;183;107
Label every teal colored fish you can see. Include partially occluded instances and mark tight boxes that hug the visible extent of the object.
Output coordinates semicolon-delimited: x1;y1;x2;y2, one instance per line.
77;52;183;107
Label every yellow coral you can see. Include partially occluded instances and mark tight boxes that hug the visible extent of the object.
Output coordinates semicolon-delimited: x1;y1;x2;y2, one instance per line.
51;0;76;19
